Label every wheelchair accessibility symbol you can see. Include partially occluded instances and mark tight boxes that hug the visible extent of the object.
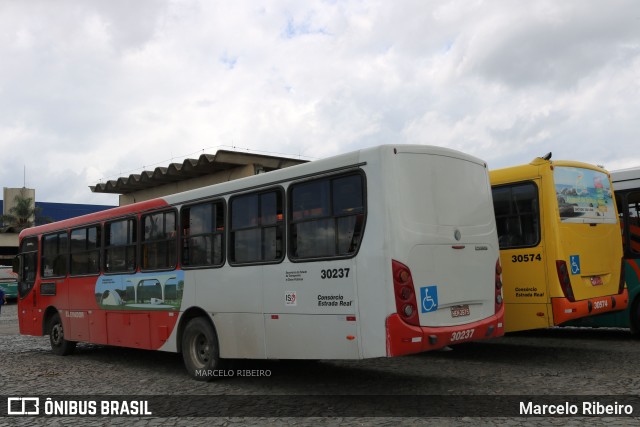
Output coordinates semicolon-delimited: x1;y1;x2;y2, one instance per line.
569;255;581;275
420;286;439;313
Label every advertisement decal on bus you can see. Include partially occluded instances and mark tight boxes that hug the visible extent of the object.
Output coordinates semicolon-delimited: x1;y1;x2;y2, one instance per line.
554;167;616;223
96;271;184;310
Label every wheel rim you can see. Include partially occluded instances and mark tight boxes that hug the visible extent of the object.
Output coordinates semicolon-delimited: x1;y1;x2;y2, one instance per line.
190;332;211;368
51;322;64;346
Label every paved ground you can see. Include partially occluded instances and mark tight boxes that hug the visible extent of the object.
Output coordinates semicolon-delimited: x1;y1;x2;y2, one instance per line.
1;302;640;426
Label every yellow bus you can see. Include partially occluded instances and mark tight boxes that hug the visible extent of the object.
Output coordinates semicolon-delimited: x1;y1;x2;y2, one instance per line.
489;154;628;333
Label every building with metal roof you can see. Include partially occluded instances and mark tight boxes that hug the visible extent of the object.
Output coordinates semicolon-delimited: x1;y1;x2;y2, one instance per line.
90;149;307;205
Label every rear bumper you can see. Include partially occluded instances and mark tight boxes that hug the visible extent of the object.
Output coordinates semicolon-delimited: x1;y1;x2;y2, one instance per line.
386;305;505;356
551;289;628;325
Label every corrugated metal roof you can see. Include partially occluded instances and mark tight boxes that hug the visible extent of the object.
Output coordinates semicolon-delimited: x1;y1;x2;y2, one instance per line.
90;150;307;195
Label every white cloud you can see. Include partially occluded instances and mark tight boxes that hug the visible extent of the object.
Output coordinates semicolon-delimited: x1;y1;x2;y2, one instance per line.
1;0;639;204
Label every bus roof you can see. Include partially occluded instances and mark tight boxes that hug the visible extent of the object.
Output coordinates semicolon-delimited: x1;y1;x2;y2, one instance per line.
490;157;610;184
611;167;640;191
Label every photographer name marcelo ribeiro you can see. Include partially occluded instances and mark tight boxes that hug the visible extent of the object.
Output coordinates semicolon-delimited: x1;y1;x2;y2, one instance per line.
195;369;272;378
520;400;634;416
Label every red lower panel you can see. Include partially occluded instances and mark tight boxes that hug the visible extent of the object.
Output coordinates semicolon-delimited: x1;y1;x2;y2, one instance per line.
551;289;628;325
386;305;505;356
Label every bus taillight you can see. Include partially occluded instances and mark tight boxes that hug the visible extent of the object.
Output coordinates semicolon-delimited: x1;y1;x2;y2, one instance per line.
556;260;575;302
392;260;419;326
495;259;503;312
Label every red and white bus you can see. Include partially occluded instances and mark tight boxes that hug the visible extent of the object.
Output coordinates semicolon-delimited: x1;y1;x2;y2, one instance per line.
14;145;504;380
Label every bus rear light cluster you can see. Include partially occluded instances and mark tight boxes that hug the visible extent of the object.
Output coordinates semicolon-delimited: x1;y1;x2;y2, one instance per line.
556;260;575;302
392;260;419;326
495;259;503;313
402;304;414;317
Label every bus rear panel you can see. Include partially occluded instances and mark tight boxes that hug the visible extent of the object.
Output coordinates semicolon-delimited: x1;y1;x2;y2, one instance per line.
561;167;640;333
380;146;504;356
490;157;627;333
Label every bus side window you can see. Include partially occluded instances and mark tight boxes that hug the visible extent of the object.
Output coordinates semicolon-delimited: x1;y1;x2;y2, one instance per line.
333;175;363;214
18;236;38;297
291;180;329;221
492;182;540;249
141;211;177;271
290;172;365;260
70;226;101;276
229;189;284;265
105;218;137;273
333;175;365;254
626;191;640;255
42;232;68;278
181;201;225;267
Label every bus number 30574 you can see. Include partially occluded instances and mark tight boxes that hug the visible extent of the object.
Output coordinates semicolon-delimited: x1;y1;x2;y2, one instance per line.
511;254;542;263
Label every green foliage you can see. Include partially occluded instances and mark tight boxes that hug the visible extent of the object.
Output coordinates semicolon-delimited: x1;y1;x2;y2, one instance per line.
1;188;52;231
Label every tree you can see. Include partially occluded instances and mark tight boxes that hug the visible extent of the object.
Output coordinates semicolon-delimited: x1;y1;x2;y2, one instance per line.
0;188;51;231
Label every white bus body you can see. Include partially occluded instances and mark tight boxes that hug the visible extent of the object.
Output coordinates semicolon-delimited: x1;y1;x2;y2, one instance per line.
164;145;504;360
612;167;640;191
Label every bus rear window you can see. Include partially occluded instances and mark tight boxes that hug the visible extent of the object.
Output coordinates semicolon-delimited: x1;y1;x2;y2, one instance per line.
554;167;616;223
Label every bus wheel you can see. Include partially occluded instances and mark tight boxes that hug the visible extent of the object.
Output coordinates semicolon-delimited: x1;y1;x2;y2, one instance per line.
182;317;221;381
48;312;76;356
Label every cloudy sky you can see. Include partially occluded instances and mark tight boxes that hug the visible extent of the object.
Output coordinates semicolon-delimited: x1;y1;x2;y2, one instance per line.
1;0;639;205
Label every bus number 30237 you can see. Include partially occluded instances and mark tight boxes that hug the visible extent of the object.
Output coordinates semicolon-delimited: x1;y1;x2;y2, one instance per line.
320;268;350;279
451;329;475;342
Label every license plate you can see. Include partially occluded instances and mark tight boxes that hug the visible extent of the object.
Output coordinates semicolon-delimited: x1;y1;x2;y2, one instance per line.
451;305;470;318
590;276;603;286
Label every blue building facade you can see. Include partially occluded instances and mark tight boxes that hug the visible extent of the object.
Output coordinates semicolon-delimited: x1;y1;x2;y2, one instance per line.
1;200;115;226
0;201;115;264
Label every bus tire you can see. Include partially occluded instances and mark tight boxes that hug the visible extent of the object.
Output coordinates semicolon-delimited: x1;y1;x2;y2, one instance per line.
630;298;640;337
182;317;221;381
48;312;76;356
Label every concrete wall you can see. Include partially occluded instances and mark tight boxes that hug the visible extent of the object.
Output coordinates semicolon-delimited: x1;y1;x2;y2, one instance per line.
3;187;36;224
